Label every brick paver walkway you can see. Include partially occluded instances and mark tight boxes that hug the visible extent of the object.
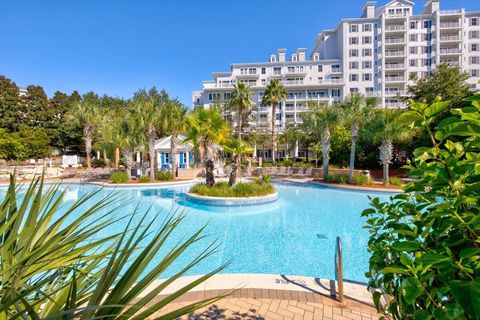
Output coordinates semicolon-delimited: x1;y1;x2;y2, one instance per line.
147;289;381;320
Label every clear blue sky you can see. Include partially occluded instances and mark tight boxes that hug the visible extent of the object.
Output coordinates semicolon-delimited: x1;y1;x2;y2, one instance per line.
1;0;478;106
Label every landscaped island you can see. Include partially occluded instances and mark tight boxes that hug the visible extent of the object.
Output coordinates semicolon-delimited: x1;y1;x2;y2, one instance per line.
189;176;275;198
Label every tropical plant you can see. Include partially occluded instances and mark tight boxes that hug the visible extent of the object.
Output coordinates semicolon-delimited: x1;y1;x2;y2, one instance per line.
110;170;128;183
362;108;413;184
228;82;253;141
223;139;253;186
185;108;230;186
155;170;174;181
301;102;339;178
0;174;226;319
262;79;287;163
163;99;189;178
66;93;101;169
339;94;376;182
133;88;165;181
362;96;480;319
190;180;275;198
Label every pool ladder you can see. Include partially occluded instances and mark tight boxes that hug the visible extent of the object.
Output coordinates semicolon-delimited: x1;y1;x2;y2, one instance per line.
335;236;344;303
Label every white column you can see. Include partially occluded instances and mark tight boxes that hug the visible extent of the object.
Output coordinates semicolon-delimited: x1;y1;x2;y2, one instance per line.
294;140;299;158
253;144;257;159
186;151;190;168
136;151;141;163
96;151;100;159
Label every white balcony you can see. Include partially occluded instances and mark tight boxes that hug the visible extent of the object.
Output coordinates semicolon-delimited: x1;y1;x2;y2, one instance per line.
331;68;342;73
282;79;304;86
440;48;462;55
440;35;461;42
385;90;406;96
440;22;461;29
439;9;462;15
385;63;406;70
385;76;406;83
385;38;405;45
385;50;406;57
385;25;405;32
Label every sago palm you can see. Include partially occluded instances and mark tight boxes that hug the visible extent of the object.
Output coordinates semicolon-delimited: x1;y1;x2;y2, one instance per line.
0;174;227;319
362;108;412;184
262;79;287;163
163;100;189;177
67;93;101;169
223;139;253;186
185;108;230;186
228;82;253;141
340;94;376;183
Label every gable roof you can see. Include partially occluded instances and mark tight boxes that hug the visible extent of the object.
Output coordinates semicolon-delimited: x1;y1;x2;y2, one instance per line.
154;134;193;152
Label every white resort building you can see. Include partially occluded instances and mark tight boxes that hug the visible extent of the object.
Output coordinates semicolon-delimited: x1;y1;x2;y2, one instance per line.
193;0;480;132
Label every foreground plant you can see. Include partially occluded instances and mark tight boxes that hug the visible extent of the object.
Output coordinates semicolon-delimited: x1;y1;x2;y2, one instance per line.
362;97;480;319
0;174;226;319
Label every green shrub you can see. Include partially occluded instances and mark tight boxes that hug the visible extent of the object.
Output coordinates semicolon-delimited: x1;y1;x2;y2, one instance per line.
139;176;150;183
93;158;107;168
261;162;273;167
325;173;348;184
279;159;293;167
292;161;312;168
190;180;275;198
110;171;128;183
351;173;371;185
389;176;402;186
155;171;174;181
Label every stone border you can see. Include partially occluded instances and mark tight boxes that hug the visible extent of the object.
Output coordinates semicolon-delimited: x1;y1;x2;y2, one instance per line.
185;191;278;206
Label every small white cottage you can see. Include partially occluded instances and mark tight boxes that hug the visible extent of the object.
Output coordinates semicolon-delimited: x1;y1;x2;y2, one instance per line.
154;135;194;170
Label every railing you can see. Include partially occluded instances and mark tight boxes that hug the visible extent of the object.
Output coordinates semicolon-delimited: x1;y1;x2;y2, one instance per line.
385;38;405;44
385;51;405;57
319;79;343;84
440;35;460;41
440;48;461;54
335;237;344;303
385;102;404;107
441;60;460;66
385;63;405;69
282;79;304;85
440;22;460;28
385;90;406;96
385;77;405;82
385;25;405;31
387;13;407;18
440;9;461;14
331;68;342;73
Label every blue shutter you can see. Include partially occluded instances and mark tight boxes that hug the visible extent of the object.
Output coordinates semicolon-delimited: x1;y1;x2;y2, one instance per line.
161;153;165;165
179;152;184;164
188;152;191;165
169;153;172;164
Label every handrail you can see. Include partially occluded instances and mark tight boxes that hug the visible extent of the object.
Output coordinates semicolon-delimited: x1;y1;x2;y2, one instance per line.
335;236;344;303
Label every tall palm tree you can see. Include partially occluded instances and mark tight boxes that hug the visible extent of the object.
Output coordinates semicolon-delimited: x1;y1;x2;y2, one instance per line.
262;79;287;163
133;88;164;181
362;108;412;184
185;108;230;186
301;103;339;178
67;93;100;169
340;94;376;183
223;139;253;186
163;100;189;177
228;82;253;141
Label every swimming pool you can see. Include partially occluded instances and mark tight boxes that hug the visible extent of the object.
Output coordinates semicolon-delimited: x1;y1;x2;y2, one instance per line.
0;181;393;282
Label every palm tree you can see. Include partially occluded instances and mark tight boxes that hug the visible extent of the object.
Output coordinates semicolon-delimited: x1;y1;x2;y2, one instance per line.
262;79;287;163
301;103;339;178
185;108;230;186
362;108;412;185
133;88;164;181
340;94;376;183
163;100;189;177
67;93;100;169
228;82;253;141
223;139;253;186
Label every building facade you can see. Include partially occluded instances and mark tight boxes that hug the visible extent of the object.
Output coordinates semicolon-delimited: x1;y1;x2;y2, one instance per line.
193;0;480;132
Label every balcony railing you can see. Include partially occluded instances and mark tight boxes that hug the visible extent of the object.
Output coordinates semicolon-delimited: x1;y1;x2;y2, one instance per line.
385;76;406;82
440;48;461;54
319;79;343;84
387;13;407;18
440;22;460;28
385;50;405;57
386;102;404;108
282;79;304;85
441;60;460;66
331;68;342;73
385;38;405;44
385;63;405;69
385;90;406;96
440;35;461;41
385;25;405;31
440;9;461;14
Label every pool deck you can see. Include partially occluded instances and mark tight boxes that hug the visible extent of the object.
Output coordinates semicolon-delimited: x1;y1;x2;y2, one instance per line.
140;274;382;319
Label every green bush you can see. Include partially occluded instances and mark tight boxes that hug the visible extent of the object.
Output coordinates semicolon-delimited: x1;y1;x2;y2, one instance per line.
139;176;150;183
190;180;275;198
155;171;174;181
325;173;349;184
351;173;371;185
388;176;402;186
261;162;273;167
278;159;293;167
110;171;128;183
362;98;480;319
292;161;312;168
93;158;107;168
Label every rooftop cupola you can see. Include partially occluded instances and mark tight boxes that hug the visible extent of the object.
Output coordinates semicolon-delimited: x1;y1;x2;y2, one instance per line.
423;0;439;14
296;48;307;62
362;1;376;18
278;49;287;62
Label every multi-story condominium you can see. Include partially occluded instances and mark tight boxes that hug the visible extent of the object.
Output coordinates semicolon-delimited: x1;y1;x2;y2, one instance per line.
193;0;480;133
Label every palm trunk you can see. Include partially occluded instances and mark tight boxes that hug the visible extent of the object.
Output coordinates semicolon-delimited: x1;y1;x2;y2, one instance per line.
115;147;120;169
148;125;156;182
321;127;331;179
379;139;393;185
238;104;243;141
271;103;276;163
228;156;238;186
123;149;134;181
171;132;178;178
285;141;289;160
348;122;359;183
103;149;107;164
204;141;215;186
84;124;92;170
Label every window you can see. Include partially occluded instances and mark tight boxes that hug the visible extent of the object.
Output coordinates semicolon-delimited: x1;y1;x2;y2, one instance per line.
276;113;282;120
292;54;298;62
410;59;417;67
349;61;359;69
318;65;323;72
366;87;374;93
261;67;266;74
349;37;359;45
471;18;478;26
313;53;320;61
165;153;170;163
331;89;341;97
410;34;418;42
470;31;480;39
273;67;281;75
270;55;276;62
471;57;480;64
422;58;432;67
350;88;359;93
410;21;417;29
422;46;431;54
349;49;359;57
248;68;256;74
362;48;372;57
362;73;372;81
349;24;358;32
362;61;372;69
208;93;220;101
332;64;341;71
423;20;431;28
224;92;231;100
471;69;479;77
471;44;479;52
362;24;372;32
422;33;432;41
362;36;372;44
410;47;418;54
349;74;359;81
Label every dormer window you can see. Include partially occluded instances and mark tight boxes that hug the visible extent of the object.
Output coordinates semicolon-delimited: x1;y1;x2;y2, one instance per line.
270;55;277;63
313;53;320;61
292;54;298;62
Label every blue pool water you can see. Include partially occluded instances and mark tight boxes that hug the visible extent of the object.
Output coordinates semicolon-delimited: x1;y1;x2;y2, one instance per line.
0;182;393;282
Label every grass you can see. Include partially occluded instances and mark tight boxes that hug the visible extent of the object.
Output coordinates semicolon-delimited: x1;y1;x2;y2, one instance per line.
110;171;128;183
190;180;275;198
